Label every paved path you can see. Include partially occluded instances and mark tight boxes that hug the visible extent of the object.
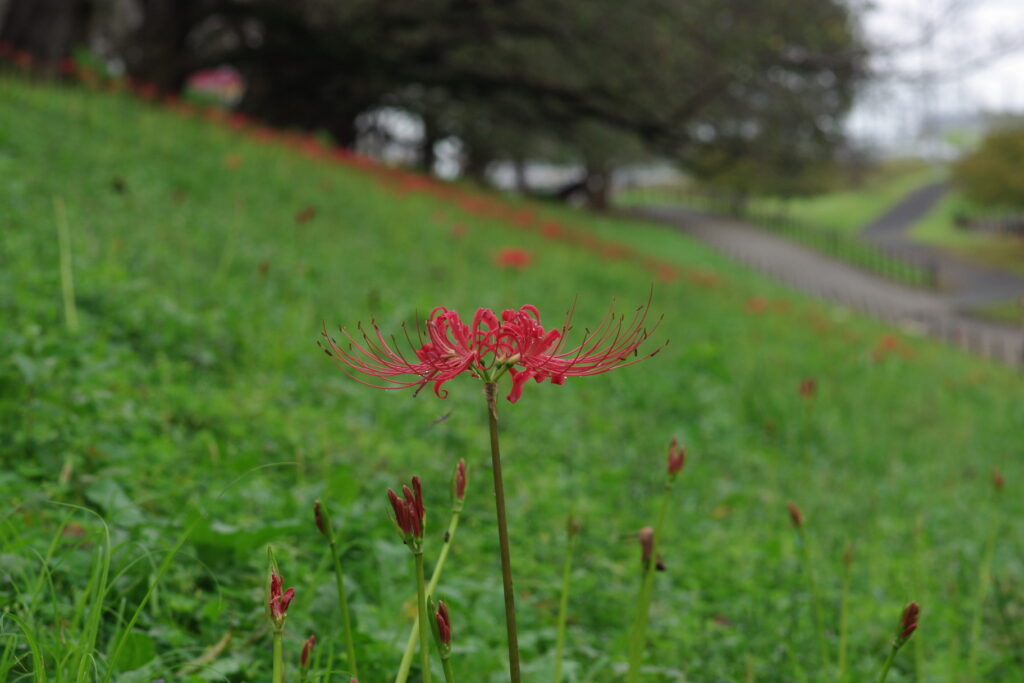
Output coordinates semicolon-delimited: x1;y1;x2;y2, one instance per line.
860;180;1024;308
631;205;1024;366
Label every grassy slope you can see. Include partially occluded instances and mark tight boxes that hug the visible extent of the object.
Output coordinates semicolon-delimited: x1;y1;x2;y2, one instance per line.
1;76;1023;681
912;192;1024;277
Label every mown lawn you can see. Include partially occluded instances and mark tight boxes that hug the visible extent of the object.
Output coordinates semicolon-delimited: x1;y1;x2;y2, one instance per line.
2;75;1023;682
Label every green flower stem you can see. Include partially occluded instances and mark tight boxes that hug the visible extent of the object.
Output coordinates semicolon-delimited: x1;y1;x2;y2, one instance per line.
396;510;462;683
553;523;577;683
877;644;899;683
415;551;433;683
329;538;359;678
484;382;522;683
797;527;829;671
272;628;285;683
627;481;673;683
441;656;456;683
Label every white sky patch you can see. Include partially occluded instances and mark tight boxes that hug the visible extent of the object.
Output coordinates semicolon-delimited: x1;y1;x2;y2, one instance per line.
848;0;1024;149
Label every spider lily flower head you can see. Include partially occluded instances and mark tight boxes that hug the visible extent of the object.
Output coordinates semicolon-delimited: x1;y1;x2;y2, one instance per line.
993;468;1005;493
320;295;664;404
451;458;468;511
300;634;316;669
268;571;295;627
388;476;426;550
666;438;685;479
896;602;920;647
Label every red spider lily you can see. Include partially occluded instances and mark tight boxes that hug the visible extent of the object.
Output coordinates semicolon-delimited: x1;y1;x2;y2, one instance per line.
495;247;532;269
388;476;426;546
799;378;817;398
320;296;664;403
666;438;685;478
268;572;295;625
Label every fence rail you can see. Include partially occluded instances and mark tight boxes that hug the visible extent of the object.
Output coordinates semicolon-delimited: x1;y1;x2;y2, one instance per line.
630;186;939;290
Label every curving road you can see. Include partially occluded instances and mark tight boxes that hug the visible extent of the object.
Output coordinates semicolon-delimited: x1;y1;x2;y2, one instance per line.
631;203;1024;367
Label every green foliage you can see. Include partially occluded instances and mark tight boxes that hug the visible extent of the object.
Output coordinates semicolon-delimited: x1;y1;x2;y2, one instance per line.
954;127;1024;209
1;77;1023;681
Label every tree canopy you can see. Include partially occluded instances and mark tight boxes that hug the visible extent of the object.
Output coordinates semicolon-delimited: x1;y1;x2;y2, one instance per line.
1;0;868;202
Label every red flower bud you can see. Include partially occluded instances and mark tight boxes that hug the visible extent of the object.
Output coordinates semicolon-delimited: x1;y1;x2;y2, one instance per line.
993;468;1005;493
300;634;316;668
799;378;817;398
388;477;426;546
313;499;329;537
786;502;804;529
666;438;685;478
898;602;919;644
435;600;452;647
269;572;295;623
638;526;655;569
453;458;467;502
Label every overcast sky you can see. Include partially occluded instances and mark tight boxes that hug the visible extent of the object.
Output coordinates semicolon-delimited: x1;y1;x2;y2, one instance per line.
848;0;1024;144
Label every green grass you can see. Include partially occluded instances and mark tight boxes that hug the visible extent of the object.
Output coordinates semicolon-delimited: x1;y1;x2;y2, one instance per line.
2;74;1024;681
911;192;1024;276
618;160;943;235
746;161;944;235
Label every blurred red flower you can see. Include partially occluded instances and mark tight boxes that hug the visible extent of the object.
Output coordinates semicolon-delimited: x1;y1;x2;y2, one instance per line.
495;247;532;269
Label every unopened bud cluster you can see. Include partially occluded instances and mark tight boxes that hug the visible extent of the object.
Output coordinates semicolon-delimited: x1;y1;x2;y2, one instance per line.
388;476;426;551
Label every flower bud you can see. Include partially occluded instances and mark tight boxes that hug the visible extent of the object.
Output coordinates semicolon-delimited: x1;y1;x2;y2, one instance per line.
786;502;804;529
666;438;685;478
300;634;316;669
638;526;655;570
993;468;1005;493
799;378;817;398
313;499;329;537
388;477;427;549
268;571;295;626
436;600;452;647
897;602;919;646
451;458;467;509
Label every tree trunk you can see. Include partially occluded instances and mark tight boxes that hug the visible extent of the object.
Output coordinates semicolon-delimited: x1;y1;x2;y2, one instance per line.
584;167;610;211
0;0;92;72
419;116;438;173
124;0;198;92
513;157;529;193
